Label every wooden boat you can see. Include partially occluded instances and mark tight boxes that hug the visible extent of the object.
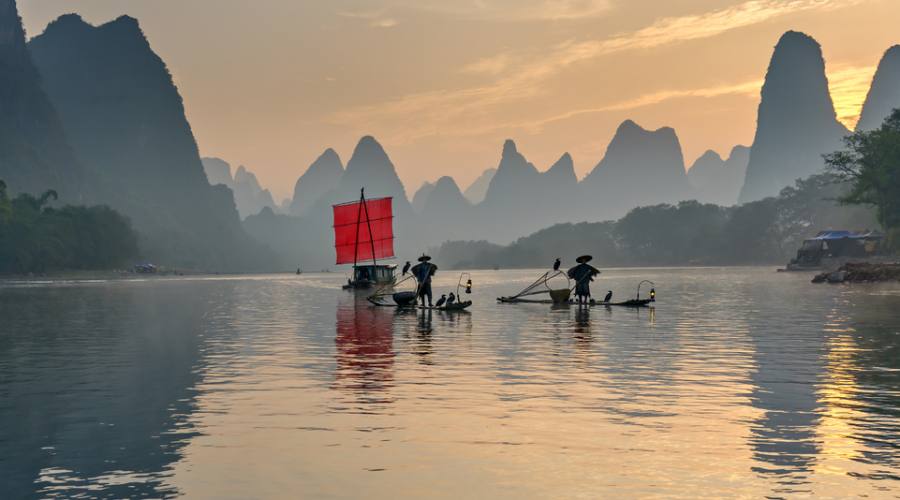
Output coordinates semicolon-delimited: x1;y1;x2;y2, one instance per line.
334;188;397;290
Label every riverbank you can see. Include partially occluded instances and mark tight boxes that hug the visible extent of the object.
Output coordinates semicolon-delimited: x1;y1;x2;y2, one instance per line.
812;261;900;283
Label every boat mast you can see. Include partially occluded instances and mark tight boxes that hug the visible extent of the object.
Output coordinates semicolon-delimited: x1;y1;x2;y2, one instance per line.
361;188;378;269
353;188;363;271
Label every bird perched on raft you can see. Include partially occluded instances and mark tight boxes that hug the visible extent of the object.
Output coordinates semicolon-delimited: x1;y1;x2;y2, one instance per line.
553;258;561;271
604;291;613;303
402;261;411;276
435;294;447;308
447;293;456;306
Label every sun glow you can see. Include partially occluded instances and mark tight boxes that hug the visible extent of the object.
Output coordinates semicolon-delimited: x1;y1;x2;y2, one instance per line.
828;65;877;130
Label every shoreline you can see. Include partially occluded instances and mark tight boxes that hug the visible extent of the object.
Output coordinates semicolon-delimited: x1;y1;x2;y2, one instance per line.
813;261;900;283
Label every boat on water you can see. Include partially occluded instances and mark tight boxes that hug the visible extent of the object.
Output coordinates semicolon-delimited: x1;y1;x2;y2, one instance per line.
497;269;657;307
368;272;473;311
333;188;397;290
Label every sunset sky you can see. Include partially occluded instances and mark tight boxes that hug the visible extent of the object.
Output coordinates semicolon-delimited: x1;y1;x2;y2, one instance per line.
20;0;900;200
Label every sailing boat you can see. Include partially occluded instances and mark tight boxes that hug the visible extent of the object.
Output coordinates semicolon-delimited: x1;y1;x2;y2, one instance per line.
333;188;397;290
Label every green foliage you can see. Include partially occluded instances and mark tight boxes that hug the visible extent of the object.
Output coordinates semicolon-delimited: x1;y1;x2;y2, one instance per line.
0;182;139;274
825;108;900;249
434;174;879;268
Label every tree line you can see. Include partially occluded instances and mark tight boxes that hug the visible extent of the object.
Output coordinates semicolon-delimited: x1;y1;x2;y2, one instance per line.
432;174;879;269
0;181;138;274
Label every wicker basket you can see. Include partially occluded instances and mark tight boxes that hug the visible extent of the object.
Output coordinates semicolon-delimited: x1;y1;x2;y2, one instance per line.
548;288;571;304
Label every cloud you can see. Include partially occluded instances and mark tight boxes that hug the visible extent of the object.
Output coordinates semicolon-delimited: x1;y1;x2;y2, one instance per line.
461;53;514;75
390;0;613;21
370;18;398;28
329;0;867;142
337;8;397;28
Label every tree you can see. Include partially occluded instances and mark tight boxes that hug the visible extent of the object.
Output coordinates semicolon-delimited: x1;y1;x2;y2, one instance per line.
825;108;900;248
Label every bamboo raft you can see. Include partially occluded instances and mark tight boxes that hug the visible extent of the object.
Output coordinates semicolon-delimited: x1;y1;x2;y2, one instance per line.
497;297;652;307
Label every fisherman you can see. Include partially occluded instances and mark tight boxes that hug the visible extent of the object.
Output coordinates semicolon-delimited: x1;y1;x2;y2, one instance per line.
567;255;600;304
411;254;438;307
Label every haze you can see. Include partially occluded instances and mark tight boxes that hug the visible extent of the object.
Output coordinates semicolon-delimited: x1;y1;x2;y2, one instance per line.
19;0;900;199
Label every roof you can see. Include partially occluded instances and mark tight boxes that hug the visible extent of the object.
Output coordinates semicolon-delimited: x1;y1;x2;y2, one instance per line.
809;230;883;241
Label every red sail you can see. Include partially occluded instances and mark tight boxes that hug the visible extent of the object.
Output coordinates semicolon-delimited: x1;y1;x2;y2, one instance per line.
333;196;394;265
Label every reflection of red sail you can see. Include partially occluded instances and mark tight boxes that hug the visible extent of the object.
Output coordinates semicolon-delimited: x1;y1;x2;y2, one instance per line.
333;196;394;265
335;299;395;392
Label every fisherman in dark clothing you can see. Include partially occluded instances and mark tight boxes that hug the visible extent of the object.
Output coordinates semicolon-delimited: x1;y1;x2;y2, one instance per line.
567;255;600;304
410;254;438;307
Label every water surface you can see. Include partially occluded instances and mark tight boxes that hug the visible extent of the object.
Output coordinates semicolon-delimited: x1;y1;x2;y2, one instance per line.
1;268;898;498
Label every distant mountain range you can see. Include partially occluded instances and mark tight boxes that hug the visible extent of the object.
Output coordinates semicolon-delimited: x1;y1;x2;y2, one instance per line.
266;22;900;265
5;0;900;273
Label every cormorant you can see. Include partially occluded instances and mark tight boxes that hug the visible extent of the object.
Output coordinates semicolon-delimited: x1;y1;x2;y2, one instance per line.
604;290;613;303
435;294;447;308
553;258;561;271
447;292;456;306
402;261;411;276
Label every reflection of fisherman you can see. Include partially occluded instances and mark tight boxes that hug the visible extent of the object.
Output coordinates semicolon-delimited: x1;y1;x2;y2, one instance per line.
410;254;438;307
567;255;600;304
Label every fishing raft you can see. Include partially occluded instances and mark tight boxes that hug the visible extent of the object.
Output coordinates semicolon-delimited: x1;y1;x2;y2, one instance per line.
497;271;656;307
368;273;472;311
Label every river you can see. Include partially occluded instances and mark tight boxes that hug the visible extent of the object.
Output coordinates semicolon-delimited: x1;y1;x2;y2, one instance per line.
1;268;898;498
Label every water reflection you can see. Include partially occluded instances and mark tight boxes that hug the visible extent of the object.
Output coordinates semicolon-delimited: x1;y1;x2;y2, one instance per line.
0;282;211;499
334;296;395;394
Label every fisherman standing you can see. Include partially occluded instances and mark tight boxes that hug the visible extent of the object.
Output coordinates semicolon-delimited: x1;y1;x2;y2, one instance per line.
411;254;438;307
567;255;600;305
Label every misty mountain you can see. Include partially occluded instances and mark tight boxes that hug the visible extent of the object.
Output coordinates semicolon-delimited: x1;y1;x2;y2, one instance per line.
337;136;411;212
739;31;849;203
201;158;277;218
580;119;694;219
289;148;343;216
201;157;233;187
0;0;85;200
233;165;277;218
247;136;417;271
687;146;749;206
29;14;271;270
412;181;436;213
419;176;473;243
471;141;582;242
857;45;900;132
462;168;496;204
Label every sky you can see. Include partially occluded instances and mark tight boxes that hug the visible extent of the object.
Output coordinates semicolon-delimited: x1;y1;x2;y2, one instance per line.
19;0;900;200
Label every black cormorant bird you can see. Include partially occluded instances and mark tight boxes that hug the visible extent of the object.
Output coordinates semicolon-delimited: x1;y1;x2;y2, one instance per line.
553;258;561;271
402;261;411;276
447;292;456;306
603;290;613;303
435;294;447;308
